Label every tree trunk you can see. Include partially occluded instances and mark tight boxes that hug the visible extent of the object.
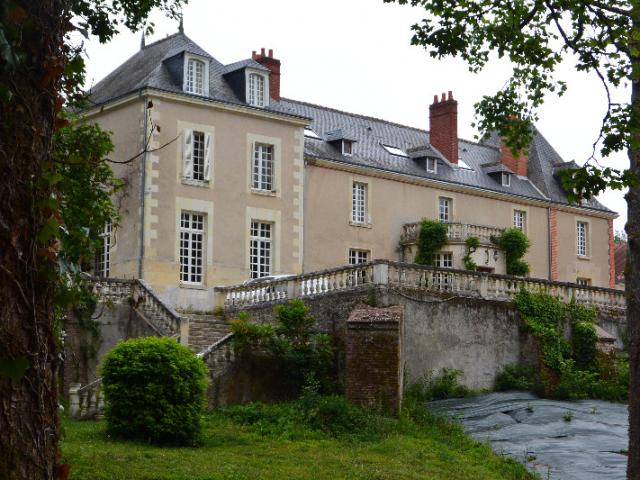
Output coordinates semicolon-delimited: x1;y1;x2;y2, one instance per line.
627;43;640;479
0;2;67;478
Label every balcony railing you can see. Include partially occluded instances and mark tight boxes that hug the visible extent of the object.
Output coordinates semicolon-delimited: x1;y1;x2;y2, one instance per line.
401;222;505;245
215;260;626;311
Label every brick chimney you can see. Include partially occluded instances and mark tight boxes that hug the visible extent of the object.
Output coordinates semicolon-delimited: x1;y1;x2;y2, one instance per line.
252;48;281;101
429;91;458;164
500;139;528;176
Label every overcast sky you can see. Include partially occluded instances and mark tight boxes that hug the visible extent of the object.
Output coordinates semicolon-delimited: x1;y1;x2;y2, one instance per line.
82;0;629;231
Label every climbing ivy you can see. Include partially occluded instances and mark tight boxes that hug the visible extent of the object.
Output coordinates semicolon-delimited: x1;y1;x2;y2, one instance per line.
492;228;530;276
462;236;479;271
511;290;627;400
414;219;448;265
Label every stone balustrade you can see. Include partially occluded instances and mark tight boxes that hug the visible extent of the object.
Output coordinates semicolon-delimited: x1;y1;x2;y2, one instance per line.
401;221;505;245
69;379;104;419
217;263;375;307
215;260;626;311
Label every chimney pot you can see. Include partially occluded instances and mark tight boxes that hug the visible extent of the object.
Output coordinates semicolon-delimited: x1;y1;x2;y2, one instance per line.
433;95;439;104
261;47;266;56
441;92;446;102
448;91;453;101
252;50;257;58
252;48;282;101
268;49;273;58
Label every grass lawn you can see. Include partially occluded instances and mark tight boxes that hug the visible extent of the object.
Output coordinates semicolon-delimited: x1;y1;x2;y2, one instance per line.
61;401;537;480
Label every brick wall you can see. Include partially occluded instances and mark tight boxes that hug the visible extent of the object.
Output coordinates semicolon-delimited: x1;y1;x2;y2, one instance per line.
500;140;528;177
429;92;458;164
345;305;402;415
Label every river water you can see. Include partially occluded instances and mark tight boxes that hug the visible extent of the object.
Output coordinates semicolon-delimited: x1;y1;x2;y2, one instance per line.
428;391;629;480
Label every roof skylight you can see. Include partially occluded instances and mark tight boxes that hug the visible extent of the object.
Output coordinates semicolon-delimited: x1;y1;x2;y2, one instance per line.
382;144;408;157
304;127;321;139
457;159;473;170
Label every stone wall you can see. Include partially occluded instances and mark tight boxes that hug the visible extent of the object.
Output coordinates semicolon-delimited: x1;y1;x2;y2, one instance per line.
62;302;158;397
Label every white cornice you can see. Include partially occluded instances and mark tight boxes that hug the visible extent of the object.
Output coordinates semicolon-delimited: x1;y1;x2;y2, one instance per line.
81;88;310;127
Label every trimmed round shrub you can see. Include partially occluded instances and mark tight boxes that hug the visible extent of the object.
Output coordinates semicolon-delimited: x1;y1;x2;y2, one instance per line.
101;336;208;445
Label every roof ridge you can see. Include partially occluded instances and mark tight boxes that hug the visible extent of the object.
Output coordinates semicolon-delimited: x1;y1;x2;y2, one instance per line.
142;31;183;50
281;97;497;150
281;97;430;135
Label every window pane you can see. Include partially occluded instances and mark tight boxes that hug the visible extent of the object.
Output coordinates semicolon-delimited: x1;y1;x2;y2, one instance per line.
179;212;205;284
250;221;272;278
351;182;367;223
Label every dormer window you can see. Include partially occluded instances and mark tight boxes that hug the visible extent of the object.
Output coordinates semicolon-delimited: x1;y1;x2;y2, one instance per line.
247;71;268;107
342;140;353;156
502;172;511;187
426;157;438;173
184;55;209;96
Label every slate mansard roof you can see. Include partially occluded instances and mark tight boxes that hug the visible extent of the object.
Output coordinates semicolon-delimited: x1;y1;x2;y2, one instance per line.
88;32;614;215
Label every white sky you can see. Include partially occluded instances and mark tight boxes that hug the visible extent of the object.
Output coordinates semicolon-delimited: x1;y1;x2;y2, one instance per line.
82;0;629;231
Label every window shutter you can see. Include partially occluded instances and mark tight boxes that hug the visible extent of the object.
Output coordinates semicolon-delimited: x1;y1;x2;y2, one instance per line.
203;133;212;181
183;129;193;179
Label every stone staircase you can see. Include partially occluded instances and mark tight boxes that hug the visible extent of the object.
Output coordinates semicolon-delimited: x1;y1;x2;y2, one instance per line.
184;314;232;353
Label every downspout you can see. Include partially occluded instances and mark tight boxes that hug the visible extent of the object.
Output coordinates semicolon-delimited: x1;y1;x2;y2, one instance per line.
138;94;149;279
547;207;552;280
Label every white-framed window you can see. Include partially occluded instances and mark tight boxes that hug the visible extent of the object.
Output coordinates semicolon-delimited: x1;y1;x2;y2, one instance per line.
248;72;267;107
577;221;589;257
351;182;368;224
502;172;511;187
427;157;438;173
95;221;112;278
182;129;212;182
439;197;452;223
342;140;353;156
348;248;370;286
433;252;453;268
513;210;526;232
185;57;206;95
576;277;591;287
250;221;272;279
179;212;205;285
432;252;453;290
349;249;370;265
252;143;274;191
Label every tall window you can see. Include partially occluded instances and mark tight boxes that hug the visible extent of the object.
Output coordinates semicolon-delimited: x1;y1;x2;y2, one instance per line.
182;130;211;182
351;182;368;224
185;58;205;95
95;222;112;278
250;221;272;279
252;143;274;191
180;212;204;284
513;210;526;232
248;73;265;107
439;197;452;222
192;131;206;181
432;252;453;290
577;221;589;257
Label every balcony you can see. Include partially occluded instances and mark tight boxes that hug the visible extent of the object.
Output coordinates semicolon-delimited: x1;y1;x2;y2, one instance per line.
400;221;505;246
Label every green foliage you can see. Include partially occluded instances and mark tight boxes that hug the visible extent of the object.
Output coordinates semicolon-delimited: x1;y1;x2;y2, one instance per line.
462;236;479;271
415;219;448;265
384;0;636;199
405;369;472;402
101;337;208;445
493;228;530;276
513;290;628;400
495;364;538;392
231;300;334;393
